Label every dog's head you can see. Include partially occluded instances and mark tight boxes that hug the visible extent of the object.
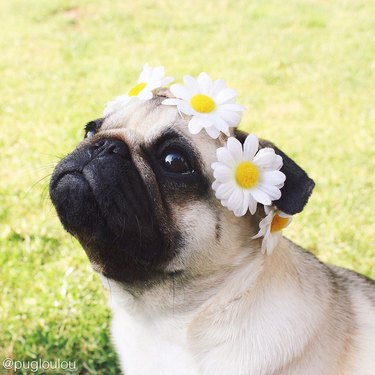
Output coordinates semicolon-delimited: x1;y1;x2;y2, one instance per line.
50;92;314;286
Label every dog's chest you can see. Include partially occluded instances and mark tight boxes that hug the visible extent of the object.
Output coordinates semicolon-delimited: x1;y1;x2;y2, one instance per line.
111;308;199;375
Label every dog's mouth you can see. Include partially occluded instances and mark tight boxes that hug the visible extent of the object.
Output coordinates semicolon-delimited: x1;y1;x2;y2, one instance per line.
49;138;176;283
54;169;147;238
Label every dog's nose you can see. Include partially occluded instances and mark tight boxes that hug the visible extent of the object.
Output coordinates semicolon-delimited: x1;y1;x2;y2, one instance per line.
89;138;130;159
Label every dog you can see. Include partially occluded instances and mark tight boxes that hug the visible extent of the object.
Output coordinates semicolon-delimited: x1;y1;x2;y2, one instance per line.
50;91;375;375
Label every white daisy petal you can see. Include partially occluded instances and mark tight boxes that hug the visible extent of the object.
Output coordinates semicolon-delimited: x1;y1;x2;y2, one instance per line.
226;137;243;161
183;75;200;93
232;190;246;217
161;76;174;86
227;189;243;211
188;117;204;135
211;161;221;169
253;149;278;169
217;110;242;127
170;84;191;100
273;155;283;170
248;194;258;215
214;165;233;182
221;199;228;207
219;103;245;112
197;72;212;94
148;78;165;90
250;188;272;206
239;191;250;216
243;134;259;160
252;216;270;239
261;170;286;185
199;115;215;128
216;147;236;167
162;98;182;106
151;66;165;80
103;95;131;116
252;227;265;240
257;183;282;201
212;180;220;191
264;205;273;215
215;181;235;200
268;231;283;255
138;63;152;82
279;211;292;219
261;235;268;254
177;100;194;115
191;114;214;128
212;116;230;136
211;79;226;96
222;97;236;104
254;149;283;171
205;125;221;139
215;88;237;104
188;122;202;135
138;91;153;100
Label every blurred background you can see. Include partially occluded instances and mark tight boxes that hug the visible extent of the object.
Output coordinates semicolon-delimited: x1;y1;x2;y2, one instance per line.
0;0;374;373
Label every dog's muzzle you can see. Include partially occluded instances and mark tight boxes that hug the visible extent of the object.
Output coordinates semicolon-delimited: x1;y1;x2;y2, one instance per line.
49;137;167;282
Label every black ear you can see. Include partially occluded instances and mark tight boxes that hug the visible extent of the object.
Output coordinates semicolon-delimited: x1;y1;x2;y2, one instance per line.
234;129;315;215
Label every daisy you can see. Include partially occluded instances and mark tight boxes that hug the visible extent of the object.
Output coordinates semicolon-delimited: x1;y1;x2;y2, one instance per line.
103;64;174;116
211;134;286;216
252;206;292;255
162;72;245;139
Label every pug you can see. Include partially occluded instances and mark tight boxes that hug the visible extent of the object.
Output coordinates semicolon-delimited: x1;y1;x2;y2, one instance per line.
50;92;375;375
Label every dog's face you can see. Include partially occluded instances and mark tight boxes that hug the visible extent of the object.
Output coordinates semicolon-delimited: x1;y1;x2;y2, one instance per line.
50;93;314;286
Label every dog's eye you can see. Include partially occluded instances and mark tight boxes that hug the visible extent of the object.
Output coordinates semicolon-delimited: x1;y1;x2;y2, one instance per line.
162;151;193;174
85;129;96;138
84;119;104;139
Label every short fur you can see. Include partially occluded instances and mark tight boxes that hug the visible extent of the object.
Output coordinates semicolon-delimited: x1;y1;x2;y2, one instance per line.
50;94;375;375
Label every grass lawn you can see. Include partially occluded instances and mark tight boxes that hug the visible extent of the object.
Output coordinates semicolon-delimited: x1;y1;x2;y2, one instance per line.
0;0;374;373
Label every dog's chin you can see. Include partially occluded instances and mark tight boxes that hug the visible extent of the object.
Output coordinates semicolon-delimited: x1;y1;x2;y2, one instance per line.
50;153;175;284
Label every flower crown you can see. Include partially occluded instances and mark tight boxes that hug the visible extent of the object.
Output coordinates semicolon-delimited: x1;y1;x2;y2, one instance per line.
104;64;293;255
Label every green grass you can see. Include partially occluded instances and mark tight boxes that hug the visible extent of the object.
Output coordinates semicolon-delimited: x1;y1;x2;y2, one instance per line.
0;0;374;373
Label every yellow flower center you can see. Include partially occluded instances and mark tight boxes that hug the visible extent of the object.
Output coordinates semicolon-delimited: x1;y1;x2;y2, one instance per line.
234;161;260;189
270;214;289;233
190;94;216;113
128;82;147;96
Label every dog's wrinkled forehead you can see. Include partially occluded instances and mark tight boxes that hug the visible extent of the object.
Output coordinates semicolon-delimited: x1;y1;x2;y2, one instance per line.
99;95;222;164
103;95;176;134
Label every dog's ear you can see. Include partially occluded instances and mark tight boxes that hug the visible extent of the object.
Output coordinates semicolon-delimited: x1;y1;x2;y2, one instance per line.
234;129;315;215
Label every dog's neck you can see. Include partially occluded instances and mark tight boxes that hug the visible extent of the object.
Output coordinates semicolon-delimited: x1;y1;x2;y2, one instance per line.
105;238;335;375
102;237;316;317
